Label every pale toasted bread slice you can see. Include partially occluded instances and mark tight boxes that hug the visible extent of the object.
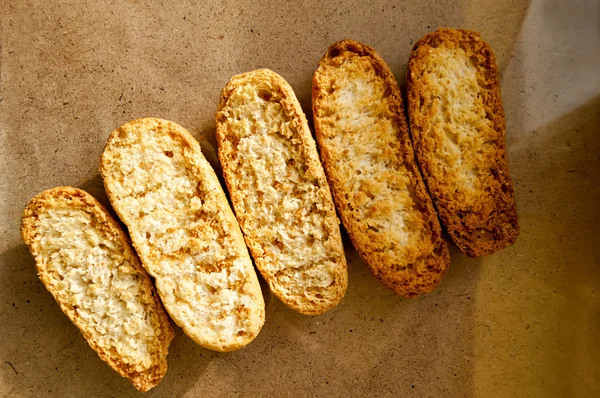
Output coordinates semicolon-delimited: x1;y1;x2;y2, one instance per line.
407;28;519;257
216;69;347;315
100;118;265;351
21;187;174;392
312;40;450;297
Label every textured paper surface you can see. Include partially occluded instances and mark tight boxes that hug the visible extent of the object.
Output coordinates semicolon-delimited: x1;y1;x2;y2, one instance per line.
1;0;598;396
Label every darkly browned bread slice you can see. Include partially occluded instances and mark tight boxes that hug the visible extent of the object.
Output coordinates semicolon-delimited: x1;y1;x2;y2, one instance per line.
216;69;348;315
312;40;450;298
101;118;265;352
21;187;174;392
407;28;519;257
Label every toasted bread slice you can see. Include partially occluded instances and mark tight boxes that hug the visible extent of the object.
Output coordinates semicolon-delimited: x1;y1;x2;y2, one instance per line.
312;40;450;298
407;28;519;257
216;69;347;315
21;187;174;392
100;118;265;351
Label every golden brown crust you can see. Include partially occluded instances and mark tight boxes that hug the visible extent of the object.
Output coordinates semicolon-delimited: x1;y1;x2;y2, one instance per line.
407;28;519;257
21;187;174;392
100;118;265;351
312;40;450;298
216;69;348;315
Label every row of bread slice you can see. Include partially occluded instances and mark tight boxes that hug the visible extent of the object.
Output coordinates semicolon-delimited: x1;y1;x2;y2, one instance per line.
21;27;518;391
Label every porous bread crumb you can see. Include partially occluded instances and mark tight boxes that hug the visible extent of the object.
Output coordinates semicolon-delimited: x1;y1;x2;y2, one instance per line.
216;69;347;315
21;187;173;392
312;40;450;297
316;54;421;244
37;208;158;363
101;118;265;351
407;28;519;257
419;45;483;191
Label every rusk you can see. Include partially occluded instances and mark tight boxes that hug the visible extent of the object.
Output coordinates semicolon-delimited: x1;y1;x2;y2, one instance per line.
216;69;348;315
21;187;174;391
312;40;450;297
101;118;265;351
407;28;519;257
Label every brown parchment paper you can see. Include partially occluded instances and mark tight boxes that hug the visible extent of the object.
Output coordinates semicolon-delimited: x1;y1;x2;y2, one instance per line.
1;1;598;397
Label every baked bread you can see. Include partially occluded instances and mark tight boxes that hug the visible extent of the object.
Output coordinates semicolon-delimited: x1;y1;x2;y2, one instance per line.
100;118;265;351
21;187;174;392
407;28;519;257
312;40;450;298
216;69;347;315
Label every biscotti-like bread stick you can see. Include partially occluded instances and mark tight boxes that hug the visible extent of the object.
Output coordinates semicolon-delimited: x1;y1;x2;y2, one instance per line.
101;118;265;351
21;187;174;391
216;69;348;315
312;40;450;297
407;28;519;256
